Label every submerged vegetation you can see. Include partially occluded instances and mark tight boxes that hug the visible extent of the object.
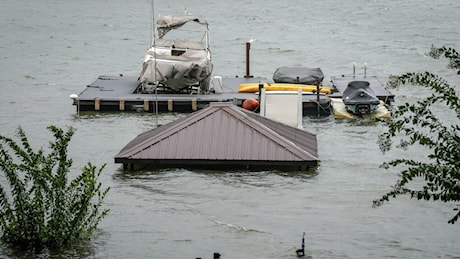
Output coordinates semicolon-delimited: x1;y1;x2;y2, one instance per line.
375;46;460;224
0;126;109;249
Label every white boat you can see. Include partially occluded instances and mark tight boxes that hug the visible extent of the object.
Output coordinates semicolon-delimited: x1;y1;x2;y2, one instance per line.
139;15;213;93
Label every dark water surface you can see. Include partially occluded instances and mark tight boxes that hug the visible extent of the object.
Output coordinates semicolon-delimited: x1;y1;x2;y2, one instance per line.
1;0;459;258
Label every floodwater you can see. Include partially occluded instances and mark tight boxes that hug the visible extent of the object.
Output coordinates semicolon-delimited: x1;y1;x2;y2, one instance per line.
1;0;460;258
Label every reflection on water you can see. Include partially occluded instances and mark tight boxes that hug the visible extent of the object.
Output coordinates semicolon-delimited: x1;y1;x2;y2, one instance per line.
115;168;320;195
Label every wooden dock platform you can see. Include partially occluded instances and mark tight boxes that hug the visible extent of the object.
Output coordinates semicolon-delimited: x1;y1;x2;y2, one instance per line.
71;75;332;115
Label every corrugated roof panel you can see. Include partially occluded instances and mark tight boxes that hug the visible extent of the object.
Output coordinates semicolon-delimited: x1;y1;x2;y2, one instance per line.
245;112;318;158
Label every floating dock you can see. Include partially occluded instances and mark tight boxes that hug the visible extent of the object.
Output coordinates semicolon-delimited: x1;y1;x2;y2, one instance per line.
71;73;394;117
71;75;332;115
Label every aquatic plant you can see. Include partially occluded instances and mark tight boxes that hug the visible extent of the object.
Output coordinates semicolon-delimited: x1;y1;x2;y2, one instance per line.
375;46;460;224
0;126;110;249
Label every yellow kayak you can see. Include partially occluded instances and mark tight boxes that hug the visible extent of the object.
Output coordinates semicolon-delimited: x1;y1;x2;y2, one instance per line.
238;83;332;94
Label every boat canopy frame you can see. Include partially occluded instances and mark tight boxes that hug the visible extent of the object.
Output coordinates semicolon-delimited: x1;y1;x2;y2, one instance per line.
154;15;210;50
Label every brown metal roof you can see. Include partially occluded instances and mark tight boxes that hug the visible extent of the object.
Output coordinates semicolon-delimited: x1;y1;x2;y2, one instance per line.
114;102;318;170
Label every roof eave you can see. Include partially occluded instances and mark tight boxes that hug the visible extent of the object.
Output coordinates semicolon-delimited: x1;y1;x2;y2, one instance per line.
114;158;318;167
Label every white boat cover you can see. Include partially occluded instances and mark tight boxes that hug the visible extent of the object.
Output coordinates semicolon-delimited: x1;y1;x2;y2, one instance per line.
156;16;208;39
139;15;212;92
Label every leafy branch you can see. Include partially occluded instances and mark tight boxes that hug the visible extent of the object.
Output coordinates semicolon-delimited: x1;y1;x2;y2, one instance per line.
374;45;460;224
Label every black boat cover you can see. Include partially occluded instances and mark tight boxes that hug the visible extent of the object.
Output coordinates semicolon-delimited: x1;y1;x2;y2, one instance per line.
273;66;324;85
342;81;380;105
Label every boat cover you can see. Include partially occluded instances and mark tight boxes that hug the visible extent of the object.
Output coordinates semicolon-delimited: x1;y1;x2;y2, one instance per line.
139;48;212;90
139;15;212;92
273;66;324;85
156;16;208;39
342;81;380;105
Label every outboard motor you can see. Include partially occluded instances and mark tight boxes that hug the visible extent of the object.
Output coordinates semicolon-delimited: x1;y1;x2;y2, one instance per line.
342;81;380;115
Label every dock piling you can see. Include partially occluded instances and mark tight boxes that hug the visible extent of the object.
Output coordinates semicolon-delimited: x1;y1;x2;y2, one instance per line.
119;99;125;111
95;98;100;111
168;99;173;112
144;99;149;112
191;98;197;111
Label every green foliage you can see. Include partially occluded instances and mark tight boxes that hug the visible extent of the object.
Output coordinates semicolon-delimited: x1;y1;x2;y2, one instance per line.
0;126;110;249
374;46;460;224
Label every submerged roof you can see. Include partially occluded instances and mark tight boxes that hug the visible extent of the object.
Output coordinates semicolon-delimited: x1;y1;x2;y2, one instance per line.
114;102;318;170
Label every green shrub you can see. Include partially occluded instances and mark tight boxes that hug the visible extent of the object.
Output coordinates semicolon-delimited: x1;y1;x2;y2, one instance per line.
0;126;109;249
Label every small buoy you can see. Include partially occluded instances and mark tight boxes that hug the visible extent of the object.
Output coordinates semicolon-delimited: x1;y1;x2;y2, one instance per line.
242;98;259;111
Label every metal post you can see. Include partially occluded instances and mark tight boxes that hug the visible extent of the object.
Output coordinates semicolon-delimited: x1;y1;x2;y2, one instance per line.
364;62;367;78
315;78;320;116
353;62;356;78
77;98;80;118
244;41;253;78
155;86;158;127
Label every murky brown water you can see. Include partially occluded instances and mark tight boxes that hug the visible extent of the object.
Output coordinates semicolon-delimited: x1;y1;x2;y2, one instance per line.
1;0;459;258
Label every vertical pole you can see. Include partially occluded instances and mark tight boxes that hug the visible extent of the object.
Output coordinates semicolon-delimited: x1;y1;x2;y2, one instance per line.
258;82;263;109
364;62;367;78
316;80;320;103
244;42;253;78
353;62;356;78
155;86;158;126
316;79;320;116
260;87;266;117
297;88;303;129
76;98;80;118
